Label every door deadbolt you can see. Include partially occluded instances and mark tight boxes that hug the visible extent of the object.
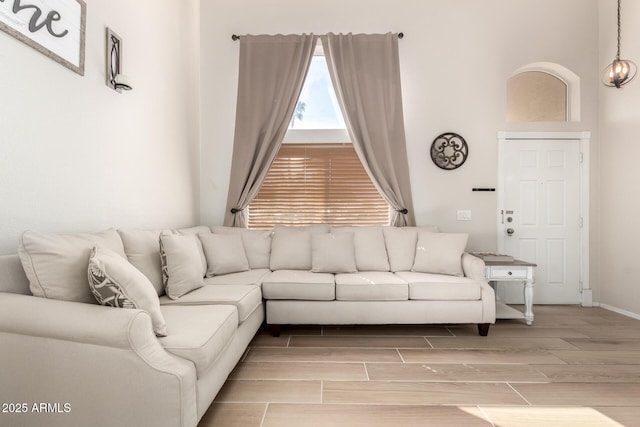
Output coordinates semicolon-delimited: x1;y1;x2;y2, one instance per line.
507;216;513;223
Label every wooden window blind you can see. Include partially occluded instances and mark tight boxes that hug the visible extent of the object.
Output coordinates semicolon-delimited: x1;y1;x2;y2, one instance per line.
248;143;390;229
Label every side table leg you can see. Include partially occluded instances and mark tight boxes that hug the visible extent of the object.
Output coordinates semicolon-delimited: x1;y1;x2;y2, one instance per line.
523;279;534;325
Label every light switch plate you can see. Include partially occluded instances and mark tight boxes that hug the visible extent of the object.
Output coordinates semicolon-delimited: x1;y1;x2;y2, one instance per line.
457;210;472;221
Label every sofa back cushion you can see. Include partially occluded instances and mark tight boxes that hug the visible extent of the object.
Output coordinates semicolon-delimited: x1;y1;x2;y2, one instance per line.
331;226;389;271
211;226;272;269
117;228;173;296
0;254;30;295
18;229;126;303
199;233;250;276
270;224;330;270
412;231;468;277
311;233;357;273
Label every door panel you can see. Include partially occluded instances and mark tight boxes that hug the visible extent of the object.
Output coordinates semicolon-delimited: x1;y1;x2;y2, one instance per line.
499;139;581;304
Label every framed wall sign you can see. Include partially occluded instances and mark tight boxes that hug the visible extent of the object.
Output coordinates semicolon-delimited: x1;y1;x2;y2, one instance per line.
0;0;86;75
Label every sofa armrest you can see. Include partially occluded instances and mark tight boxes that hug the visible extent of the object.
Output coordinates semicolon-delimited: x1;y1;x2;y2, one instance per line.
0;293;197;427
479;281;496;323
0;293;158;348
462;252;486;280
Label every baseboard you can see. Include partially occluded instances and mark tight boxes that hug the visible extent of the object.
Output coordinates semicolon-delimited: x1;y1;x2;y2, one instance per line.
599;303;640;321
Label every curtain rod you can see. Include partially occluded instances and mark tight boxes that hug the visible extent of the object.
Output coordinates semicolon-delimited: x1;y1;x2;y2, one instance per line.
231;32;404;41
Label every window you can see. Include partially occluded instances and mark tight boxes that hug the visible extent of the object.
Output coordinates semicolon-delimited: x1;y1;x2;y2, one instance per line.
506;71;567;122
248;51;390;229
248;143;390;229
506;63;581;123
289;55;345;130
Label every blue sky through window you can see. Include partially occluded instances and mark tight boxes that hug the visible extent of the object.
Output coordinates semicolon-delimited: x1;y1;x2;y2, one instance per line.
289;56;346;129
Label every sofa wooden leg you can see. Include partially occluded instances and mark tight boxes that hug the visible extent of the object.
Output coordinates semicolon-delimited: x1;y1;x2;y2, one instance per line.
269;324;281;337
478;323;490;336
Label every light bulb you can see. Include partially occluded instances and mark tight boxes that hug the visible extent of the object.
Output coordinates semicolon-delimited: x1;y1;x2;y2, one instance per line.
602;58;637;88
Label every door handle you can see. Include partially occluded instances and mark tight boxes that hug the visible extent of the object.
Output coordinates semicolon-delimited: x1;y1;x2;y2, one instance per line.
506;228;515;236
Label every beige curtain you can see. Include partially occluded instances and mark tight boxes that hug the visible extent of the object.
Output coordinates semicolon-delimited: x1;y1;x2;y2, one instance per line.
321;33;416;226
224;34;318;227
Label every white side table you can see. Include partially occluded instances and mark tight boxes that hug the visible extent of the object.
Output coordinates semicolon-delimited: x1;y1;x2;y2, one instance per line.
484;259;537;325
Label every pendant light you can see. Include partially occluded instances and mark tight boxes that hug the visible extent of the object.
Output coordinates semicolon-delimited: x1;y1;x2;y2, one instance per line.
602;0;636;88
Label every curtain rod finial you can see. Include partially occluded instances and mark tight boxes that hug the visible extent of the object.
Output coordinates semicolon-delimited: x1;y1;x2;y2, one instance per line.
398;32;404;39
232;34;240;41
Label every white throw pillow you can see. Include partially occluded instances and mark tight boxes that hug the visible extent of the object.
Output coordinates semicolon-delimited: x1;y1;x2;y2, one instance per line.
175;226;209;277
159;234;205;299
270;224;330;270
88;246;168;337
332;226;389;271
211;226;272;269
311;233;357;273
18;229;126;304
199;233;250;276
382;226;418;272
412;231;469;277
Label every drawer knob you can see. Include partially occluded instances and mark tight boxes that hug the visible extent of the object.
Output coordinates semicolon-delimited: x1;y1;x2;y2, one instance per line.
508;271;513;276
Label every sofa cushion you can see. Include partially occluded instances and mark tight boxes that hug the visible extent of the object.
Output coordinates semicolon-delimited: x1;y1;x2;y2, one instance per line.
395;271;482;301
199;233;250;277
159;305;238;378
335;272;408;301
412;231;468;277
332;226;390;271
270;224;330;270
18;229;126;304
262;270;335;300
311;233;357;273
160;234;205;299
175;226;210;277
117;228;173;296
382;226;418;272
203;269;271;288
88;246;167;337
382;226;440;272
211;226;272;269
159;284;261;323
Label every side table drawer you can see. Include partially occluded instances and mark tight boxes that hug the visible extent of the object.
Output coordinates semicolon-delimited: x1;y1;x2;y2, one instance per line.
488;267;528;279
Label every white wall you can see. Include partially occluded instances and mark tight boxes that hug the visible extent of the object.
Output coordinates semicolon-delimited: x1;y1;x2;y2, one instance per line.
598;0;640;316
199;0;599;252
0;0;201;254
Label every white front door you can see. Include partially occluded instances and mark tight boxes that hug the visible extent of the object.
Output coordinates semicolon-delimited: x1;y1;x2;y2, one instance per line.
498;137;582;304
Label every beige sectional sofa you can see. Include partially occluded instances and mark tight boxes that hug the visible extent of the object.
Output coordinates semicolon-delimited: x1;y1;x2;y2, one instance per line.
0;224;495;427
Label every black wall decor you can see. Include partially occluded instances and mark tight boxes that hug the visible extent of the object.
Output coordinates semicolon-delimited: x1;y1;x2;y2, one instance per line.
430;132;469;170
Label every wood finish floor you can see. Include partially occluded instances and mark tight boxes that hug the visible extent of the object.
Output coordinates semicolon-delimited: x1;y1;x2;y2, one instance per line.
199;305;640;426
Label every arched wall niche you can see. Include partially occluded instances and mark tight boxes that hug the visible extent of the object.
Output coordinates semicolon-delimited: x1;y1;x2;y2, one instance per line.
507;62;580;123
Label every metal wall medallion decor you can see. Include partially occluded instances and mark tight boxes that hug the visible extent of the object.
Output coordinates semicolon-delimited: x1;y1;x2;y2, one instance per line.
0;0;86;75
430;132;469;170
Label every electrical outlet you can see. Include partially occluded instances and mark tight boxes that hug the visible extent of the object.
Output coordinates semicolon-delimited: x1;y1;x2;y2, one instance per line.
456;210;472;221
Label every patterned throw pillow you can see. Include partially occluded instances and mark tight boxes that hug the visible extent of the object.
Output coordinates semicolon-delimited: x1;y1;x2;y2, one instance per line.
88;246;168;337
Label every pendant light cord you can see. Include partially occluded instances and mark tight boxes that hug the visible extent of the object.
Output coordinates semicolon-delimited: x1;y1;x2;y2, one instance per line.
616;0;622;60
